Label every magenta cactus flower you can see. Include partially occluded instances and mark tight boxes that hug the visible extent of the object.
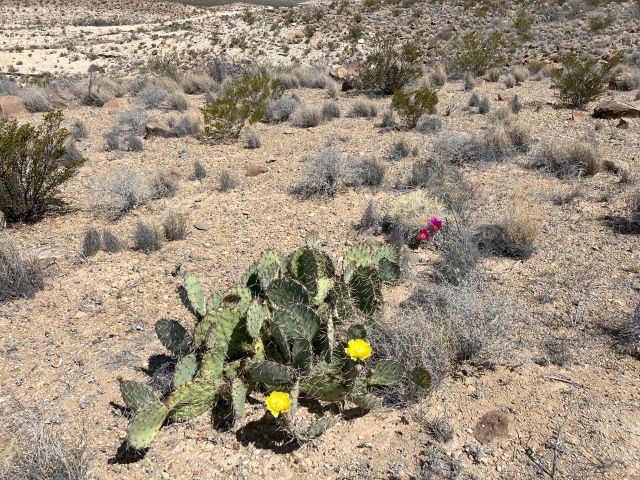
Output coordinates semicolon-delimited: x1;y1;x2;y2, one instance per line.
417;227;431;241
429;216;443;232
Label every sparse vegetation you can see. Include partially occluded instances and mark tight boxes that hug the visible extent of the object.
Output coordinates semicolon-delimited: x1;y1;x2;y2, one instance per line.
97;169;151;219
554;52;622;108
202;75;281;143
0;111;85;223
455;30;512;76
348;98;377;118
82;228;101;257
477;206;540;259
163;212;189;241
290;105;322;128
529;140;601;178
391;88;438;129
0;236;43;301
218;169;238;192
133;222;162;253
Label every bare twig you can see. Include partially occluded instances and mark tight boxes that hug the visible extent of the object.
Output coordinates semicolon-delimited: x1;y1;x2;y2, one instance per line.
543;375;587;388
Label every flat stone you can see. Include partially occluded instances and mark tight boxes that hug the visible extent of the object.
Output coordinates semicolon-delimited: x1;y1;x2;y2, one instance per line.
193;221;212;231
245;164;269;177
571;110;587;122
592;100;640;119
0;95;27;119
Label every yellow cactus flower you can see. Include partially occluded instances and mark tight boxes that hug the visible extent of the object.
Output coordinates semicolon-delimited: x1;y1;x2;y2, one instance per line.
344;338;372;361
265;391;291;418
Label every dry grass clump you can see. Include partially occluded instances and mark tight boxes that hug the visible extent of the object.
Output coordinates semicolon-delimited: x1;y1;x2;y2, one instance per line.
181;71;216;94
629;188;640;225
370;282;512;403
345;156;386;188
432;134;484;165
192;160;207;180
102;228;122;253
70;120;88;141
275;66;332;89
0;236;43;302
477;206;540;259
614;304;640;359
163;212;189;241
424;416;454;443
243;128;261;149
0;408;88;480
218;170;238;192
96;170;151;219
321;100;341;121
348;98;378;118
150;171;179;199
355;200;381;232
132;222;162;253
434;220;481;285
529;140;601;178
137;84;168;109
407;158;474;216
293;147;343;198
290;105;322;128
20;87;52;113
265;94;300;123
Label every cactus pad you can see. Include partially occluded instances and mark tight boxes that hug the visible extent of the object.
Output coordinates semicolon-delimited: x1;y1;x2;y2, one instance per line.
410;366;432;389
155;319;191;356
120;381;157;412
184;274;206;318
266;278;309;309
342;244;373;282
257;250;286;288
348;266;382;314
231;378;248;418
173;354;198;388
246;300;268;339
166;379;218;420
126;400;168;449
248;361;294;386
220;286;252;314
366;360;405;386
313;277;334;306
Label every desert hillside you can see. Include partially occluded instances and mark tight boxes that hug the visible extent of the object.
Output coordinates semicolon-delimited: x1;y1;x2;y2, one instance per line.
0;0;639;479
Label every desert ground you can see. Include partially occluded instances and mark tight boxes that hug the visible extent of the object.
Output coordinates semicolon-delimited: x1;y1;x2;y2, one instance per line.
1;0;639;479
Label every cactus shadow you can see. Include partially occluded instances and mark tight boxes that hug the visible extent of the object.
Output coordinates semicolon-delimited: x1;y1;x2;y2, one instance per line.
236;415;301;453
109;440;148;464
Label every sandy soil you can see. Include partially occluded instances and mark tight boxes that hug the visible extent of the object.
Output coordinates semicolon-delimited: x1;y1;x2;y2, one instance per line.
1;0;640;479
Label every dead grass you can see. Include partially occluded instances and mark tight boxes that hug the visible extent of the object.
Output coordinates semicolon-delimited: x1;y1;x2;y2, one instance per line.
529;140;601;178
163;212;189;241
477;206;540;259
0;236;43;302
0;408;88;480
615;303;640;359
96;170;151;219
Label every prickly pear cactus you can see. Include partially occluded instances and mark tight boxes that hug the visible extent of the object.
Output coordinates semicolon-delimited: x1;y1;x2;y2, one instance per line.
116;239;427;451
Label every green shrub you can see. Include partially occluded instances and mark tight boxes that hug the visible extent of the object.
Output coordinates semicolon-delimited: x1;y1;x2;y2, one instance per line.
202;75;281;143
554;53;621;108
0;111;85;223
455;30;512;77
391;88;438;129
359;35;422;95
116;239;431;449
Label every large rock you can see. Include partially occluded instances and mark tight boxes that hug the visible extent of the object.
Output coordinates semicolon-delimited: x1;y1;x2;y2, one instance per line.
592;100;640;119
48;89;77;109
0;95;27;119
609;71;637;91
103;98;127;112
144;121;172;138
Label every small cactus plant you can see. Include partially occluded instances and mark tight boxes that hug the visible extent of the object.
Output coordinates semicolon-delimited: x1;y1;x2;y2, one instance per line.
117;238;430;450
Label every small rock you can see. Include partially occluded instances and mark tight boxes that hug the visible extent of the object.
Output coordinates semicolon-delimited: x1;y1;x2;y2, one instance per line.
616;117;633;129
245;164;269;177
0;95;27;119
193;221;212;231
144;121;172;138
571;111;587;122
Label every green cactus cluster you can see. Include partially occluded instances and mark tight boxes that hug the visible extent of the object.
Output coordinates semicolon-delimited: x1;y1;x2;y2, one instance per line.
118;239;431;450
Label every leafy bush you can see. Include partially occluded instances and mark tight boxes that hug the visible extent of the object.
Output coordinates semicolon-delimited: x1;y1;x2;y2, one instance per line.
0;236;43;301
455;30;512;76
360;35;423;95
202;75;282;143
0;111;85;222
554;53;621;107
391;88;438;129
116;239;429;449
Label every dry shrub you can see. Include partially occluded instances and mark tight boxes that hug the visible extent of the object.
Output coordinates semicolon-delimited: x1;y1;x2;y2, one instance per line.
163;212;188;241
292;147;343;199
0;408;88;480
348;98;377;118
81;228;101;257
383;190;446;242
529;140;601;178
133;222;162;253
290;105;322;128
370;282;512;404
477;206;540;259
181;71;216;94
0;236;43;302
96;170;151;219
218;170;238;192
